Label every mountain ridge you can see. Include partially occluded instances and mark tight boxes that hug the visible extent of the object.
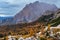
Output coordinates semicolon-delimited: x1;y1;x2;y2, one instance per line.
14;1;58;24
0;1;59;26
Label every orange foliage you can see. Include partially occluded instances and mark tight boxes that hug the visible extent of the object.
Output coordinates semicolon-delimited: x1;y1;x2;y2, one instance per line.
29;28;34;36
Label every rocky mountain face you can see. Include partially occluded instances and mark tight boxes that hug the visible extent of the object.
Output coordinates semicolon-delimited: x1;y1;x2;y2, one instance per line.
14;1;58;24
0;1;59;26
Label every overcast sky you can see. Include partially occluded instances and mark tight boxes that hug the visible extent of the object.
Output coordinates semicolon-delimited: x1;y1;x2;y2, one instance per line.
0;0;60;17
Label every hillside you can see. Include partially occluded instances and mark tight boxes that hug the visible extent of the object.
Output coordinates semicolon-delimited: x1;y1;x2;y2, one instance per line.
0;1;60;36
49;17;60;26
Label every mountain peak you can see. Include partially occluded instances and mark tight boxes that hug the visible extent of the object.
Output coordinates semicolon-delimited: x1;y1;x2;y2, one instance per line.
14;1;58;23
34;1;39;4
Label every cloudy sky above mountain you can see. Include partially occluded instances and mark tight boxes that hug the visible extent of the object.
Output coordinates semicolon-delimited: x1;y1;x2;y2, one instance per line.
0;0;60;16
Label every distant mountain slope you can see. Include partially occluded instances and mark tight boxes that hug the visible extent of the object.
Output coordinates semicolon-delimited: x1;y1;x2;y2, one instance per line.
0;17;14;26
14;1;57;24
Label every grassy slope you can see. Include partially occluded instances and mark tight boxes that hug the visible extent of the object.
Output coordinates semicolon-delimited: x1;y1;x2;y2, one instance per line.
49;17;60;26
